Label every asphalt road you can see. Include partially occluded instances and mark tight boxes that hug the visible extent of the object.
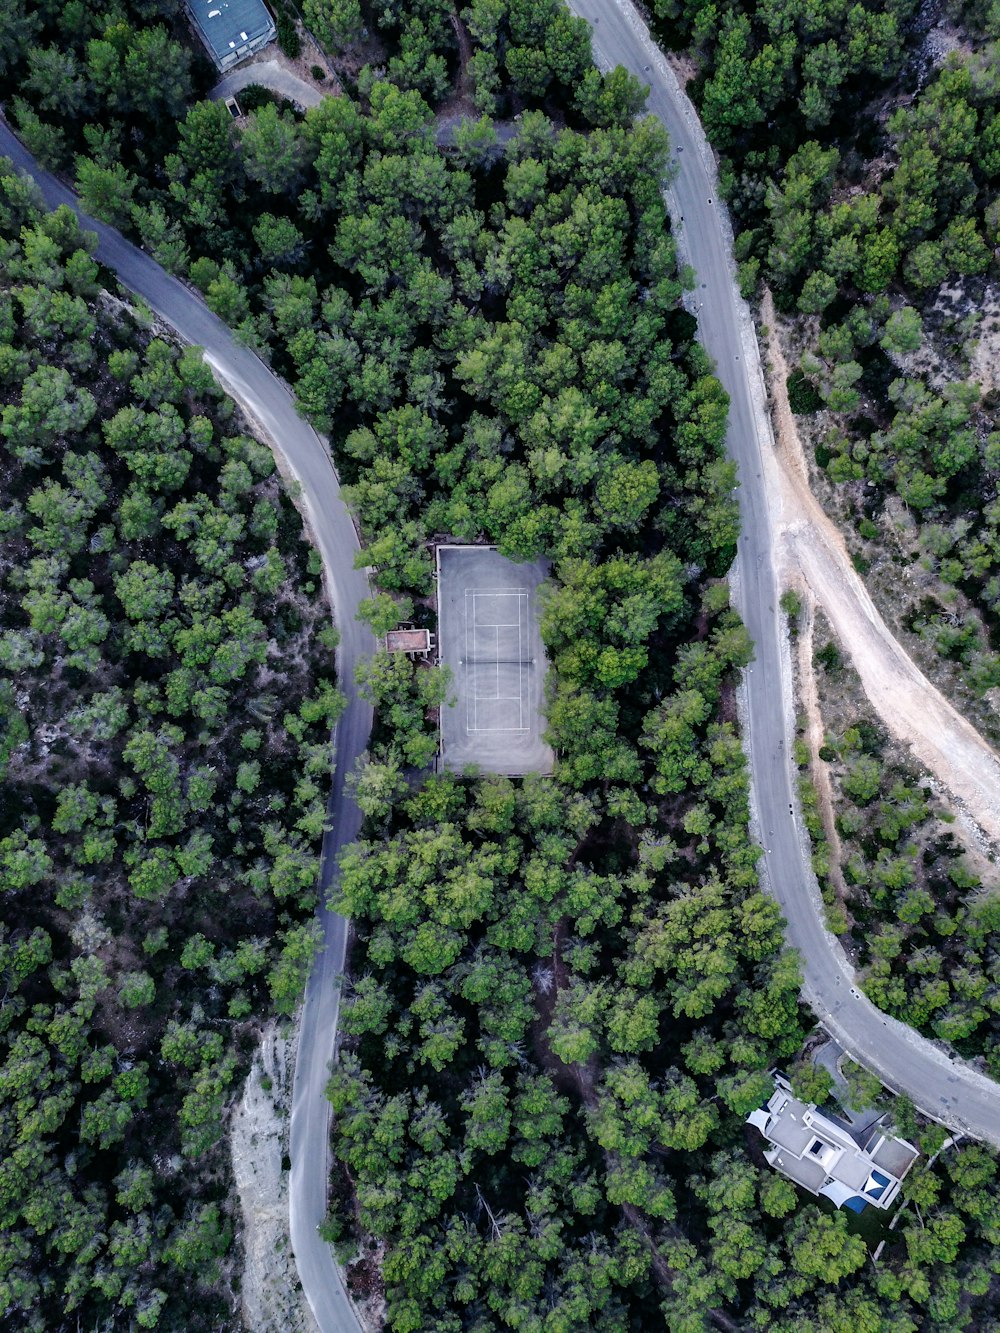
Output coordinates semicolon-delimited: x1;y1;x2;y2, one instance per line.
0;120;371;1332
565;0;1000;1144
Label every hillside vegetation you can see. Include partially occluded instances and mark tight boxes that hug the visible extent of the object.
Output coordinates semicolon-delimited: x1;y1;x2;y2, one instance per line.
670;0;1000;706
0;173;341;1328
4;0;1000;1328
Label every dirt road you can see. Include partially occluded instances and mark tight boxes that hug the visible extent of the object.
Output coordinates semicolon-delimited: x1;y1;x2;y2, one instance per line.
761;290;1000;848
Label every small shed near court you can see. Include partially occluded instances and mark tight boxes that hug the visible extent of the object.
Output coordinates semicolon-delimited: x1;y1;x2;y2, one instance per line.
385;628;434;657
186;0;276;70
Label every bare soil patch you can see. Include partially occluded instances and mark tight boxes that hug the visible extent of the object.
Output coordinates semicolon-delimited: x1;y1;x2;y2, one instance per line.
665;51;698;87
232;1023;384;1331
967;282;1000;397
233;40;341;95
231;1023;320;1333
759;288;1000;852
887;278;996;391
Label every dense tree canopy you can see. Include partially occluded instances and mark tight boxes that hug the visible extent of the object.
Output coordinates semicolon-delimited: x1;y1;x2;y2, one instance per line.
0;178;342;1328
3;0;1000;1328
668;0;1000;704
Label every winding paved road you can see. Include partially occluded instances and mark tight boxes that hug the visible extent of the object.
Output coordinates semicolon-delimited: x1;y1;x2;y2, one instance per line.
568;0;1000;1144
0;119;370;1333
6;14;1000;1319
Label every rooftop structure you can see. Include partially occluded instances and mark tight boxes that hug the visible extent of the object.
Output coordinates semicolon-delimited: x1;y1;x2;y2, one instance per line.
186;0;276;70
747;1074;919;1212
385;628;434;656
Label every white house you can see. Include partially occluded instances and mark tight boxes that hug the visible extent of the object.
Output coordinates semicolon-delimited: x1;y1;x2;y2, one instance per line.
747;1074;919;1212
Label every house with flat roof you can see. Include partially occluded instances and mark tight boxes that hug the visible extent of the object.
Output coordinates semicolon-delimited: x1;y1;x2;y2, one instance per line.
186;0;276;70
747;1074;919;1212
385;627;434;657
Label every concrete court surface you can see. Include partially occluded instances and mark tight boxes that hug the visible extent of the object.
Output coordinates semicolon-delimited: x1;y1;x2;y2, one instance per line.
437;546;553;775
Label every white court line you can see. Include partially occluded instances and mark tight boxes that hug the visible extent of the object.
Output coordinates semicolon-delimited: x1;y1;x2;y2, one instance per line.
465;590;474;731
520;591;528;730
464;588;531;733
492;625;499;704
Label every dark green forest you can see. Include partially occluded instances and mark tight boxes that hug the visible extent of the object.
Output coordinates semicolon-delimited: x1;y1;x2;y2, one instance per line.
663;0;1000;1074
0;176;343;1324
2;0;1000;1328
668;0;1000;695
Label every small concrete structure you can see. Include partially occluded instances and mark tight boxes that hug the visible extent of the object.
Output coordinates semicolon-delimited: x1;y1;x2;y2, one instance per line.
186;0;276;70
385;627;433;657
747;1074;918;1212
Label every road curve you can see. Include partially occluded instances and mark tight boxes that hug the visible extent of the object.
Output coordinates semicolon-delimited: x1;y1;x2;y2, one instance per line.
566;0;1000;1143
0;120;370;1332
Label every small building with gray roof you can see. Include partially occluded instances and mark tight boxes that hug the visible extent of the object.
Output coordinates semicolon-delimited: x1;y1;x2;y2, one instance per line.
186;0;276;70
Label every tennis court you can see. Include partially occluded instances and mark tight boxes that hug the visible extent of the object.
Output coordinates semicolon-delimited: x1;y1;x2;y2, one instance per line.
436;546;553;774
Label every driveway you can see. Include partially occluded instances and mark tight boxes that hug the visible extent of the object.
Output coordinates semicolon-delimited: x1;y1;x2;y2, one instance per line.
211;59;326;109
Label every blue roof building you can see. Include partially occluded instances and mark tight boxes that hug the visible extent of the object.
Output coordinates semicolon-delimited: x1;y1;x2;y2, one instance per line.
186;0;277;70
